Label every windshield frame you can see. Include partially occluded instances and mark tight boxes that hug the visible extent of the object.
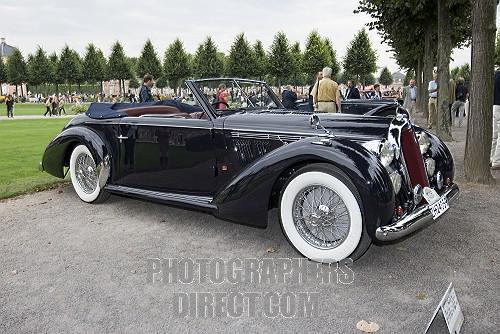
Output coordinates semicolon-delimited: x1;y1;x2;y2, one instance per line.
187;78;284;117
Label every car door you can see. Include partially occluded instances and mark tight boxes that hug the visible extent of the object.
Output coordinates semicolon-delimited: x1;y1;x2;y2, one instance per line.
114;114;216;195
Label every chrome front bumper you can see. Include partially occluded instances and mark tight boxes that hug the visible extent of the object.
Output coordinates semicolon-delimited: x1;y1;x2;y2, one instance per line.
375;184;460;241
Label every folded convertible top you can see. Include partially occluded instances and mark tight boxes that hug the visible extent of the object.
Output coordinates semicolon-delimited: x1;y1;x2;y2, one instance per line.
85;100;203;119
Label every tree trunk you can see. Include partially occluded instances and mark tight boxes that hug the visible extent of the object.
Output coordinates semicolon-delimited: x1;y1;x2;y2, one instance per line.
436;0;453;141
20;84;24;98
100;81;103;97
422;24;435;121
464;0;497;184
416;57;425;113
0;82;3;96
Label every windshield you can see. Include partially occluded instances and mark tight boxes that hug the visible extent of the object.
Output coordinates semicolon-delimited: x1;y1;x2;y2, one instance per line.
193;79;283;116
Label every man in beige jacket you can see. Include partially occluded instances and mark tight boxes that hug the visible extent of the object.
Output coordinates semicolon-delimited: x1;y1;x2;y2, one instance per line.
311;67;342;113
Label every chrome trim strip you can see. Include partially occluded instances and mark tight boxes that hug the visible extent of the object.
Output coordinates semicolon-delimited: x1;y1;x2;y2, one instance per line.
104;185;216;209
375;184;459;241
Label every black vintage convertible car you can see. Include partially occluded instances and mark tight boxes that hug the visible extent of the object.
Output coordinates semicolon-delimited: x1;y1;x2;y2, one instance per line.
41;78;459;263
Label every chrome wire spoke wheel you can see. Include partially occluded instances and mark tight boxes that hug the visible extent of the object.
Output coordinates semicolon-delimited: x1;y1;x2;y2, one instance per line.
280;166;364;263
69;145;109;203
292;185;351;250
75;152;98;194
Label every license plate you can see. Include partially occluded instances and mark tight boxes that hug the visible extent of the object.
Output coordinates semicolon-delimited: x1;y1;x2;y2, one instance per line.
429;196;449;220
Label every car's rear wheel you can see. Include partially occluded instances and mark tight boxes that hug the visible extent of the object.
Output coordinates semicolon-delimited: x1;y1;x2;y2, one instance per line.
279;164;370;263
69;144;110;203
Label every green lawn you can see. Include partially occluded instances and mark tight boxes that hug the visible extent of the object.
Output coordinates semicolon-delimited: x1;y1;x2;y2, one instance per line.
0;118;70;199
3;103;79;116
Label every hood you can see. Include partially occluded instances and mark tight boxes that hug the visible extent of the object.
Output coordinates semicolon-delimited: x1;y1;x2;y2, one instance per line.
223;110;392;142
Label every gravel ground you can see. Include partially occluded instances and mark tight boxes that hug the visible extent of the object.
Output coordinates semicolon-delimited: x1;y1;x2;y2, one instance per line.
1;114;499;333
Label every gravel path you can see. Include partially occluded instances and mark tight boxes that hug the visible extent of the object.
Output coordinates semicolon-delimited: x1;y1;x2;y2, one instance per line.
1;114;499;333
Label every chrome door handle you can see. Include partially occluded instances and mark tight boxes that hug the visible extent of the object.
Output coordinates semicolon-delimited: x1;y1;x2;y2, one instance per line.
117;135;128;143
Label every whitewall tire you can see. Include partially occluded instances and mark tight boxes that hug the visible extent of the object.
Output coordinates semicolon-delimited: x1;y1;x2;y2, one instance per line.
69;144;109;203
280;164;369;263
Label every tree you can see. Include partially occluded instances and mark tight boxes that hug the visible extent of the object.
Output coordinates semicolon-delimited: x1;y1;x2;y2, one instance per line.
6;48;27;97
343;29;377;87
356;1;471;118
0;58;6;95
136;39;162;79
47;53;61;94
268;31;292;88
302;31;331;80
155;76;168;94
379;67;393;87
163;38;191;94
57;45;82;92
108;41;132;96
289;41;303;86
129;76;140;89
26;46;51;91
464;0;497;184
496;30;500;67
227;33;256;78
252;40;267;80
193;37;224;78
83;43;107;95
322;38;340;78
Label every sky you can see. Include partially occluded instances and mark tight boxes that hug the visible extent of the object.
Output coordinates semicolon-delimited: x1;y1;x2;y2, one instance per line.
1;0;499;74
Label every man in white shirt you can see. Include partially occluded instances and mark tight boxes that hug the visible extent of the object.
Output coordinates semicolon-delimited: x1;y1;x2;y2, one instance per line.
427;72;439;129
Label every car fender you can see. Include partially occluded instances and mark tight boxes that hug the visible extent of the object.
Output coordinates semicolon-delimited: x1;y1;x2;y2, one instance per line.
213;136;395;238
42;125;111;181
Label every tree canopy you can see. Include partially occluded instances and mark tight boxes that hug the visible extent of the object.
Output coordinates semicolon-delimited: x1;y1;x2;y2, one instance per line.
83;43;107;85
302;31;331;79
163;38;191;90
227;33;256;78
268;31;292;86
252;40;267;80
6;48;27;87
57;45;82;87
108;42;132;81
193;37;224;78
0;58;7;94
27;46;51;87
136;39;162;79
379;67;393;87
343;29;377;86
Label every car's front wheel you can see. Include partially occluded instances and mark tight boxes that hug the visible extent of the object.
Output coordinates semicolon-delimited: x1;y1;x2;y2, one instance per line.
69;144;110;203
279;164;370;263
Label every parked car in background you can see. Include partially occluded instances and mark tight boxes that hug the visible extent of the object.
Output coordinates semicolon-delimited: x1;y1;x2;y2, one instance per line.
41;78;459;263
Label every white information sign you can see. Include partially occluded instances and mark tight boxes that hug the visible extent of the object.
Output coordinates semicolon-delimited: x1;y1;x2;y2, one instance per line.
425;283;464;334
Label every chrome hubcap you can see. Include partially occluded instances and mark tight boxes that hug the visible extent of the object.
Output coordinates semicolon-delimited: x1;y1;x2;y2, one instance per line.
292;185;351;249
75;153;98;194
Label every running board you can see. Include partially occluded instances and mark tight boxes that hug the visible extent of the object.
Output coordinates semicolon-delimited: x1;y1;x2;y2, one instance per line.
104;185;216;210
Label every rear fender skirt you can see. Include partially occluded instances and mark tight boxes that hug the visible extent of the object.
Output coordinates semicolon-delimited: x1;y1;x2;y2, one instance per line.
42;126;111;179
213;136;395;237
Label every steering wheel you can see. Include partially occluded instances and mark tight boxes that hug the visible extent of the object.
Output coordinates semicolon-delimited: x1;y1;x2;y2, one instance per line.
211;101;230;109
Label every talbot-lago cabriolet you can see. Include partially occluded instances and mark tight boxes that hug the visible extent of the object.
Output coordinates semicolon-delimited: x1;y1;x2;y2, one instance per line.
41;78;459;263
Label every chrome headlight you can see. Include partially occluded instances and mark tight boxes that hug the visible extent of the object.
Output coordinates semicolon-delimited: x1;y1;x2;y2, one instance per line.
425;158;436;176
417;132;431;154
389;171;402;194
380;141;395;167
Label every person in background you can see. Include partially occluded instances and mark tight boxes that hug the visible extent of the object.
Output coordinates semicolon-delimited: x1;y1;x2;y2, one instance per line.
139;74;154;102
311;67;342;113
448;78;456;121
344;80;361;99
44;97;52;117
402;79;417;117
427;72;439;129
308;71;322;112
5;95;14;118
52;96;59;116
372;84;382;99
491;69;500;170
281;85;298;109
58;96;66;115
451;77;468;127
215;84;229;110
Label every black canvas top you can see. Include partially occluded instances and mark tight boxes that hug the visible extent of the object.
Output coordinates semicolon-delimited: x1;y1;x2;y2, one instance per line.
85;100;204;119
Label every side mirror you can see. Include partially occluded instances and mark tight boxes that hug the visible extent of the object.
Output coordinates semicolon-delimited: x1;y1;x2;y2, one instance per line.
310;114;320;129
